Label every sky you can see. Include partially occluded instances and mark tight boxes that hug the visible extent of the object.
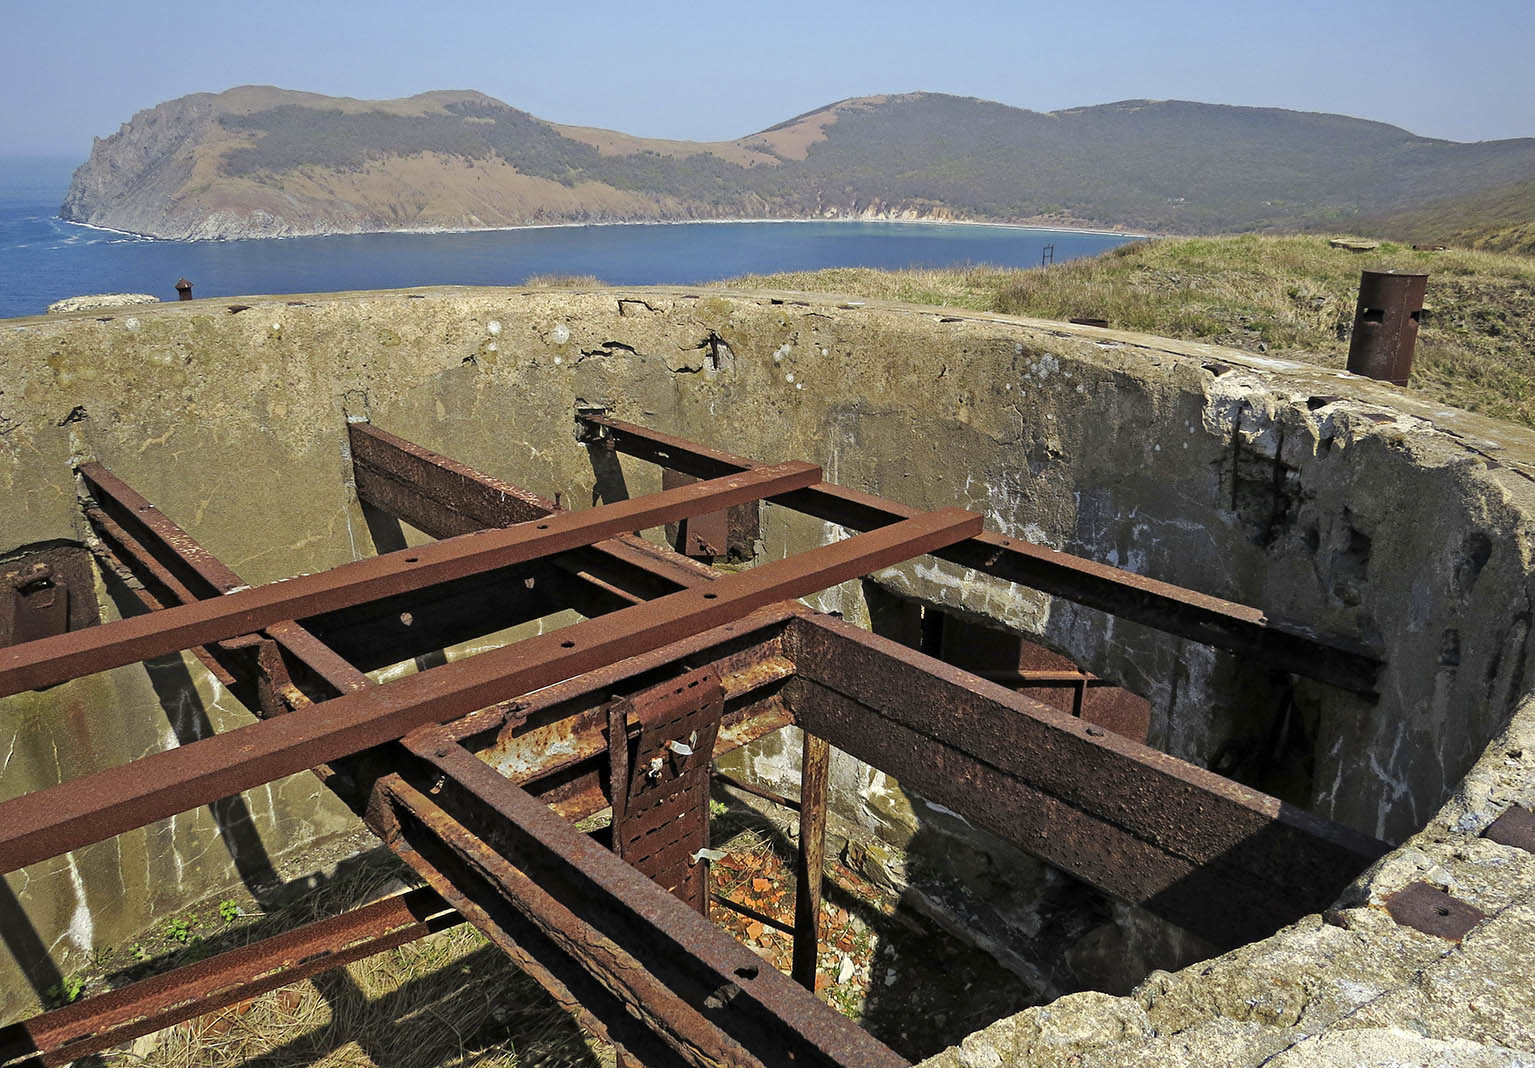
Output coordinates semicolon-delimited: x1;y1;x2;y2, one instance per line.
2;0;1532;158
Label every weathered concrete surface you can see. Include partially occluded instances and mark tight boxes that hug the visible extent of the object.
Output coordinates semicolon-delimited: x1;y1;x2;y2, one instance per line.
3;286;1534;1048
918;694;1535;1066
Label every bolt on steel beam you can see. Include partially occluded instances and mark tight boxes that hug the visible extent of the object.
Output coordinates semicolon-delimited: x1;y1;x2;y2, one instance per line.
574;412;1383;696
1;461;821;696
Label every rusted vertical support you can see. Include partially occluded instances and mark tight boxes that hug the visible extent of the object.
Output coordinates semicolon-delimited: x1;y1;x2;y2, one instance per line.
793;731;830;992
1346;269;1428;386
607;700;630;859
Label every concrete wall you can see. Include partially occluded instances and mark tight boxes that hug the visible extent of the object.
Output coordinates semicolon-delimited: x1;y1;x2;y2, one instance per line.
3;286;1534;1031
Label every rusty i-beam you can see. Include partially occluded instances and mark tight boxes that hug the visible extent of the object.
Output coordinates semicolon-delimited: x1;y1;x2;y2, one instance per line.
5;452;934;1066
0;418;1393;1068
574;411;1383;696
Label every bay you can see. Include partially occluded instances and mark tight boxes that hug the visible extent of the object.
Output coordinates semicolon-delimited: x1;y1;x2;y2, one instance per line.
0;156;1138;320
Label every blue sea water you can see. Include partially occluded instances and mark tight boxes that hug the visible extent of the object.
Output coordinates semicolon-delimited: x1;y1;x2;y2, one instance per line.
0;156;1138;319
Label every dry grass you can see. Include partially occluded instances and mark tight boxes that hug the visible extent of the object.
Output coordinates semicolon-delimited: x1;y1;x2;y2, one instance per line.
716;235;1535;428
521;274;603;288
97;864;606;1068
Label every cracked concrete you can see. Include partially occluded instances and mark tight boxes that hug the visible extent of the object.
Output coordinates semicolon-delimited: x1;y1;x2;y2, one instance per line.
2;286;1534;1059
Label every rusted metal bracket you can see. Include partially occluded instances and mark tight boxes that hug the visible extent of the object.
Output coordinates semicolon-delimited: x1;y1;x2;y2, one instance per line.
0;546;98;650
608;667;725;911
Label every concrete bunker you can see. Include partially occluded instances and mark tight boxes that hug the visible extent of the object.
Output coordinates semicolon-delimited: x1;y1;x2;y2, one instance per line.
0;287;1532;1065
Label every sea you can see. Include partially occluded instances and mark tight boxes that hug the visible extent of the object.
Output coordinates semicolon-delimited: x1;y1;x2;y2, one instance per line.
0;156;1139;320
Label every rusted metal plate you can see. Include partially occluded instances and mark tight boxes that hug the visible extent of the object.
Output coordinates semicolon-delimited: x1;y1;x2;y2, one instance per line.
0;507;979;873
1;460;820;696
660;472;730;564
0;546;99;650
576;413;1383;695
0;889;457;1068
383;730;909;1068
1383;881;1485;942
1483;804;1535;853
611;668;724;909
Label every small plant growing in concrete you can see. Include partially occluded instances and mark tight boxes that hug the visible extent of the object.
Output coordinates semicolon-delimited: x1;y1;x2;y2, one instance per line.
218;898;243;923
165;915;197;943
45;975;85;1006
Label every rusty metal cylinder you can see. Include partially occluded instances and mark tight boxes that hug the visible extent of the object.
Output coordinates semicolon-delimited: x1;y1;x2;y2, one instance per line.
174;277;193;301
1346;269;1428;386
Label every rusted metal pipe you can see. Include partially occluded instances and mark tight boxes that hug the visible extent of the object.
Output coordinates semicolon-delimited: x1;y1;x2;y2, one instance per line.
174;277;192;300
1346;269;1428;386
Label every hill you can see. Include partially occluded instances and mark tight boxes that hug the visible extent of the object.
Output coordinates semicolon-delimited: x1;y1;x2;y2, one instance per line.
61;87;1535;241
715;236;1535;427
1374;177;1535;256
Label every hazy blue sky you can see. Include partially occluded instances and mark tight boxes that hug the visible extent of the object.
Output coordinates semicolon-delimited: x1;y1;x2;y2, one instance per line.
3;0;1531;158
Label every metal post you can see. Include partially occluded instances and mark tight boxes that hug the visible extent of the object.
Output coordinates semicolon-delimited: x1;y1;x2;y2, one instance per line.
792;731;830;992
1346;270;1428;386
174;277;193;301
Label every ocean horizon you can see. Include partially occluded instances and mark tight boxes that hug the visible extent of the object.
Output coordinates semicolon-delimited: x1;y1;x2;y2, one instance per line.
0;156;1140;319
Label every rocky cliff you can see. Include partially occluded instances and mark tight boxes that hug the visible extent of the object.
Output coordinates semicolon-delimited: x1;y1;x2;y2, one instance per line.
61;86;1535;241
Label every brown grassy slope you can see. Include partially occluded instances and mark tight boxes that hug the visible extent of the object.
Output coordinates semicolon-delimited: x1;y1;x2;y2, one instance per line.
1373;176;1535;257
716;235;1535;428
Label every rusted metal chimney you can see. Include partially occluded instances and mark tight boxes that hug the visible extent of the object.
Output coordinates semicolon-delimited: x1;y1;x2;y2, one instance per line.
174;278;193;301
1346;270;1428;386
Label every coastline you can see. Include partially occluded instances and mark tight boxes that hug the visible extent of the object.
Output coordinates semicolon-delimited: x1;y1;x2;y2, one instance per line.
59;214;1154;245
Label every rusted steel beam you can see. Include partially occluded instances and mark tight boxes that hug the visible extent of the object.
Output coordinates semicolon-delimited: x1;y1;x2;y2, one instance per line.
576;413;1382;695
57;465;829;1063
371;774;683;1066
0;507;979;873
793;732;830;992
350;421;715;610
378;728;909;1068
785;615;1389;947
0;889;457;1068
1;461;822;696
349;422;556;532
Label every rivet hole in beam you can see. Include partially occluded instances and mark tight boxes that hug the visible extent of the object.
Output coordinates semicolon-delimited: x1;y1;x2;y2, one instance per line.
0;460;822;697
574;412;1383;696
0;506;982;874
